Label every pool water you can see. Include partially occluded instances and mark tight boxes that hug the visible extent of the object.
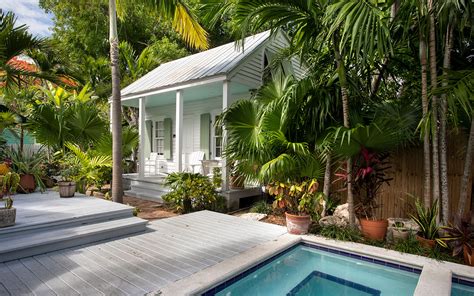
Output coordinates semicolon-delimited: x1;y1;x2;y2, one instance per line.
210;244;420;296
452;281;474;296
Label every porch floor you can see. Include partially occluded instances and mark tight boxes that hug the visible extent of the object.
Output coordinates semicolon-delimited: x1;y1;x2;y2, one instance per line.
0;210;287;295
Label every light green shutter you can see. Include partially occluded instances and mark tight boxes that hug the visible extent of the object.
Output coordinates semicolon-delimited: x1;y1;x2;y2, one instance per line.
164;118;172;159
200;113;211;160
145;120;153;155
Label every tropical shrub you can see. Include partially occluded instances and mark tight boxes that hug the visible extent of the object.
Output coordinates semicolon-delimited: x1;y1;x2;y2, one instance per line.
249;200;272;215
317;225;363;242
438;217;474;260
2;172;20;208
162;172;225;213
65;143;112;190
267;179;322;218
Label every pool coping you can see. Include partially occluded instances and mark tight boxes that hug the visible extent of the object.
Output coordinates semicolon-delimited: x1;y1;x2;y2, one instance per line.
157;233;474;296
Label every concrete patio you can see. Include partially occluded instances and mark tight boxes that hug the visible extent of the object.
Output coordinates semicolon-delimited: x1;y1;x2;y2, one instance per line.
0;197;287;295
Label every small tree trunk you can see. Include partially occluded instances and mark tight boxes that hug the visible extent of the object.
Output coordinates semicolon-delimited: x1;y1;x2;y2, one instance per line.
322;154;332;217
109;0;123;204
333;36;355;225
428;0;440;219
420;38;431;208
20;125;24;154
457;118;474;220
439;24;454;224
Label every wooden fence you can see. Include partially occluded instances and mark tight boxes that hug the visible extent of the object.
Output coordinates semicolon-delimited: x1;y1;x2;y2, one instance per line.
332;133;473;219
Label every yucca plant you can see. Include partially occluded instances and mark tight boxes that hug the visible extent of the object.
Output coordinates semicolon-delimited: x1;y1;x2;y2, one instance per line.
410;199;440;240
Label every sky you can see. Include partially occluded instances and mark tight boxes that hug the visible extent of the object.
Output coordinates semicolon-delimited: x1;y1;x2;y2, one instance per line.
1;0;53;36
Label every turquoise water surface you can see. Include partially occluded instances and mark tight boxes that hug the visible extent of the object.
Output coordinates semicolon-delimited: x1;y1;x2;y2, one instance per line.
452;283;474;296
215;245;420;296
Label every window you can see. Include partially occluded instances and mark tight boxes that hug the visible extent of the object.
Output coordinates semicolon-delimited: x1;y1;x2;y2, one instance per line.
213;115;223;158
154;120;164;155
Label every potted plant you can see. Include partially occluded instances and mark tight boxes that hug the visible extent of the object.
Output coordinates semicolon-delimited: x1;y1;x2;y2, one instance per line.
336;149;392;240
438;217;474;266
392;221;409;242
410;199;440;249
58;155;80;198
6;148;45;193
0;172;20;227
267;179;320;235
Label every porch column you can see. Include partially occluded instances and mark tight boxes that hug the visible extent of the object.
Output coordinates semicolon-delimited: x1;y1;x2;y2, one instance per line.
175;90;183;172
222;80;230;191
138;97;146;178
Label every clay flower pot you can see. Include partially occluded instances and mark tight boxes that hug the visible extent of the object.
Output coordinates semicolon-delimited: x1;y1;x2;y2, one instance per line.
416;235;436;249
58;181;76;198
360;218;388;241
19;174;35;193
285;212;311;235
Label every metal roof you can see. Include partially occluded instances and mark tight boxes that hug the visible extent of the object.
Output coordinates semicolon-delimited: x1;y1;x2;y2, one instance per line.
120;31;271;99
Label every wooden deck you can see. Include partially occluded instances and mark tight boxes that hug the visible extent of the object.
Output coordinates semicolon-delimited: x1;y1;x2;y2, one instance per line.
0;211;287;295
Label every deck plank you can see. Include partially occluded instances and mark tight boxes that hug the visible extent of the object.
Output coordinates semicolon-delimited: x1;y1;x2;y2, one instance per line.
0;210;287;295
33;254;103;296
20;257;80;296
5;260;56;296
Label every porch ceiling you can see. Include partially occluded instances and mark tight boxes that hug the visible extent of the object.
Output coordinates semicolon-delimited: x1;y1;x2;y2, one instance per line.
122;81;251;108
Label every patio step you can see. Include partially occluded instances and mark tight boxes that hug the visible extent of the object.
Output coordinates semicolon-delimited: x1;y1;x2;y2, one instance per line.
0;207;133;236
0;217;148;263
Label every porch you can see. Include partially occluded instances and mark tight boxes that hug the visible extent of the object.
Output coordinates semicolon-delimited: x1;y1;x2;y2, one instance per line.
122;173;263;210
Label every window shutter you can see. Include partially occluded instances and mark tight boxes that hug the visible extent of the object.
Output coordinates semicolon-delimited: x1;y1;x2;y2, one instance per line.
200;113;211;160
163;118;172;159
145;120;153;155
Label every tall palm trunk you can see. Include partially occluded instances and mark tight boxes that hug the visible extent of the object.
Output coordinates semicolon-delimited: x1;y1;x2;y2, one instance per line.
109;0;123;204
439;24;454;224
333;37;355;225
322;153;332;217
428;0;440;218
457;118;474;220
420;38;431;208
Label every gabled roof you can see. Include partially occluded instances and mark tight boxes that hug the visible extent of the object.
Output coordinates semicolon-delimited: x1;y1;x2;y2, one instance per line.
120;31;271;99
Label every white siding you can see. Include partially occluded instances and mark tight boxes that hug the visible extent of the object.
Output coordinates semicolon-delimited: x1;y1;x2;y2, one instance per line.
231;51;264;87
266;32;307;80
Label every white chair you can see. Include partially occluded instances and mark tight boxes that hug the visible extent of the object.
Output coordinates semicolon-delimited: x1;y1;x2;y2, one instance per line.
145;152;159;175
187;151;205;173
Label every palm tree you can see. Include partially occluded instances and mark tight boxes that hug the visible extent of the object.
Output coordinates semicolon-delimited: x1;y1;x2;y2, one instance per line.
233;0;393;225
108;0;208;203
222;74;324;184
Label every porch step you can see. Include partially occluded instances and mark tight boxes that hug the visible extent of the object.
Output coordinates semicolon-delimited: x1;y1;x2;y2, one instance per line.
130;180;168;192
125;187;166;203
0;217;148;263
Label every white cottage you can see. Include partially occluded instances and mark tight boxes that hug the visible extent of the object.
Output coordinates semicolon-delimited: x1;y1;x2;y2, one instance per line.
118;30;305;209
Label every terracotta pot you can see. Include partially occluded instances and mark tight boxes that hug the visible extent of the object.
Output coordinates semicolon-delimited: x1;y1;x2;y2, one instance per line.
230;175;245;189
18;174;35;193
58;181;76;198
464;245;474;266
416;235;436;249
285;212;311;235
392;228;409;242
360;218;388;241
0;208;16;228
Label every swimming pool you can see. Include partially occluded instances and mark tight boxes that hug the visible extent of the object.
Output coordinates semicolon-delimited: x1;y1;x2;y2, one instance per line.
452;278;474;296
203;243;421;296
